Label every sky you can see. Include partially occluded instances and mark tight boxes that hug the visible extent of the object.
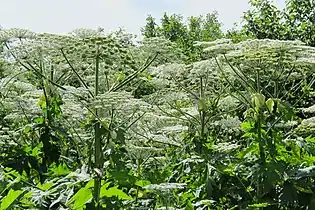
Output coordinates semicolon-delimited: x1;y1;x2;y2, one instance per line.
0;0;286;37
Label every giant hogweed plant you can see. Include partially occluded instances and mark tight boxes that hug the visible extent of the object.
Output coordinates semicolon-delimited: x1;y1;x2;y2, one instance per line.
0;29;231;209
195;38;315;208
135;38;315;208
135;49;246;208
1;27;315;209
0;28;161;209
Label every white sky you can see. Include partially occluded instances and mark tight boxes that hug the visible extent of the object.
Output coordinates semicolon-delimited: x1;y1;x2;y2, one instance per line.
0;0;285;36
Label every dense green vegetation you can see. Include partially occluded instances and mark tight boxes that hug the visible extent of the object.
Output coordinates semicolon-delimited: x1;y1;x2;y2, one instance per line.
244;0;315;46
1;0;315;209
141;11;224;62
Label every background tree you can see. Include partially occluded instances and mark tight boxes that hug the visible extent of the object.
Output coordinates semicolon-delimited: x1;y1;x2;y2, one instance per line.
141;11;224;62
243;0;315;46
141;15;158;38
283;0;315;46
226;23;253;43
243;0;284;39
201;12;224;41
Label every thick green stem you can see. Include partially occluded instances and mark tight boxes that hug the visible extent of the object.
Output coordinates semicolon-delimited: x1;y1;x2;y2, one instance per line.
257;110;265;198
199;77;206;154
94;122;102;207
93;50;102;209
257;111;265;164
135;159;141;203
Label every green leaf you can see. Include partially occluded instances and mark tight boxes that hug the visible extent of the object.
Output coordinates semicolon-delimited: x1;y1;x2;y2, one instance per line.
34;117;44;124
23;125;32;134
197;98;207;112
237;142;259;159
20;192;33;206
31;145;42;157
37;182;53;191
72;188;92;209
100;186;132;200
252;93;265;111
240;121;253;131
0;189;24;210
49;163;71;176
248;202;269;208
135;180;151;188
185;201;194;210
67;180;94;208
266;98;274;112
110;130;117;139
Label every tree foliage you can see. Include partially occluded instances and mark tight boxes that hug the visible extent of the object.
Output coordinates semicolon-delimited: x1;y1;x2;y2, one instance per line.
141;11;224;62
244;0;315;46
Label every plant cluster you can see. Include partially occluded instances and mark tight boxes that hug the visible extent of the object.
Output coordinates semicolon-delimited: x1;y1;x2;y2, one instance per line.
1;1;315;209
